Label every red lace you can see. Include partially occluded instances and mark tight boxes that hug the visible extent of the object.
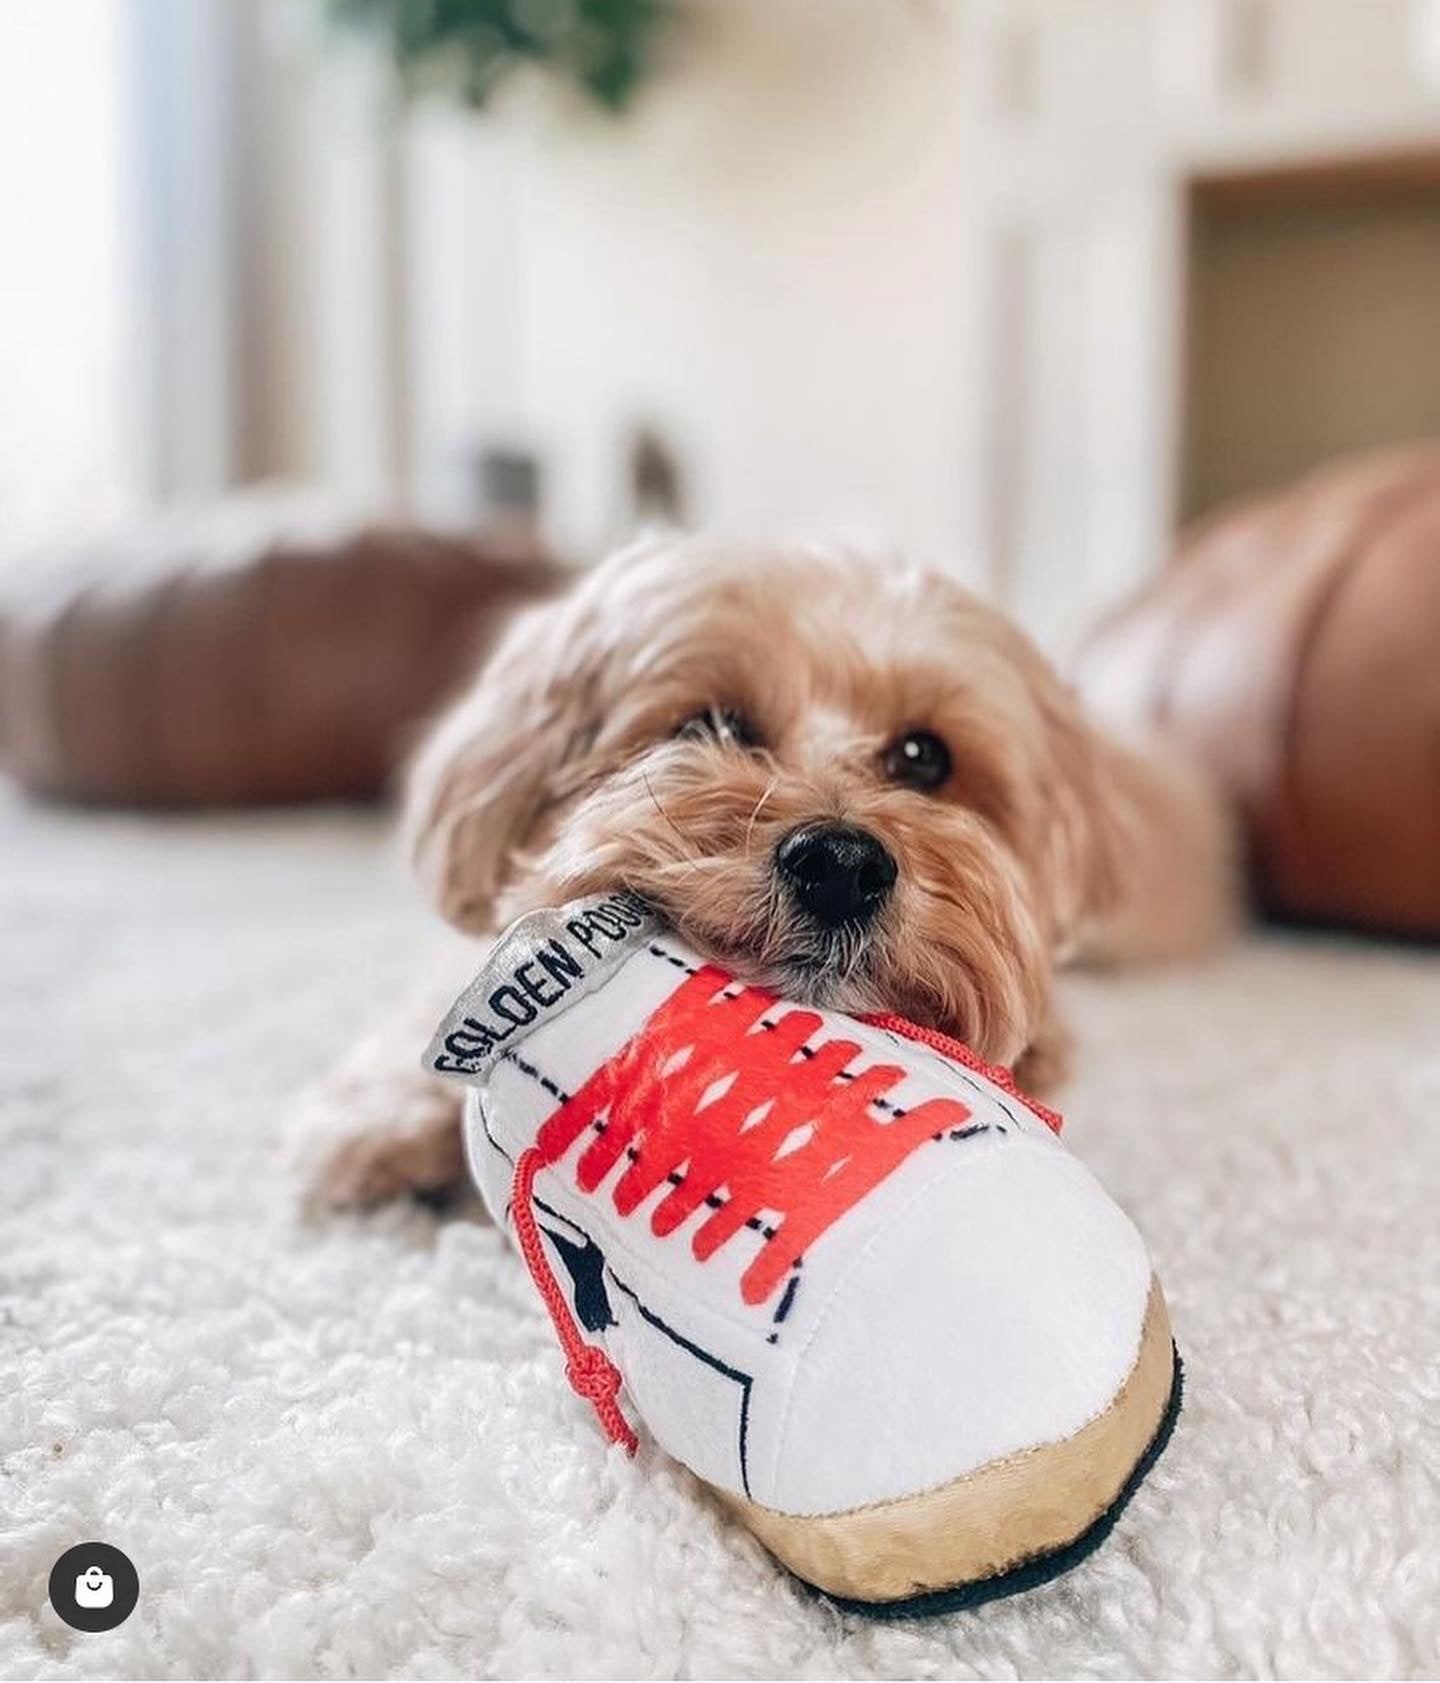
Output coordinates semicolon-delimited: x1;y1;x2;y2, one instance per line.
508;1005;1059;1453
858;1012;1064;1135
511;1144;638;1454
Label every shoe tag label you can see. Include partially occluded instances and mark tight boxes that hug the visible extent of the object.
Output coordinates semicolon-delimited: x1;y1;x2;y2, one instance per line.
425;890;661;1083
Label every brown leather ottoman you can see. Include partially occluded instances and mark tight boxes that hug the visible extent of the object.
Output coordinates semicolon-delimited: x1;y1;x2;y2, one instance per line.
0;490;568;807
1075;444;1440;936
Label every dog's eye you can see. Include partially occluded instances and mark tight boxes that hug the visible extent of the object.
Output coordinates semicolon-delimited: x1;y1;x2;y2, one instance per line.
676;706;762;749
883;729;952;791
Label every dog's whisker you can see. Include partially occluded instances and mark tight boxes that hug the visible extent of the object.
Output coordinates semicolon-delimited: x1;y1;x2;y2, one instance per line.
642;771;696;858
743;775;780;857
839;924;873;989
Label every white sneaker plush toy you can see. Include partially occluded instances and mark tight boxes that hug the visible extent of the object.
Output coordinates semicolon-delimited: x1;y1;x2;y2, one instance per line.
427;890;1181;1615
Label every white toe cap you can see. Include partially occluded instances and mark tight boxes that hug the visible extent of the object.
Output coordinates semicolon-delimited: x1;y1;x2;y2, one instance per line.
762;1138;1155;1514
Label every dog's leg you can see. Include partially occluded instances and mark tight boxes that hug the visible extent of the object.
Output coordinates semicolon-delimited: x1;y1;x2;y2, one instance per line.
285;946;483;1212
1082;732;1239;967
1013;1006;1073;1097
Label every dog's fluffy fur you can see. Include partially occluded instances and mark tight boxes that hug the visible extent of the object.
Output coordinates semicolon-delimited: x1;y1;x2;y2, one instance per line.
295;536;1232;1208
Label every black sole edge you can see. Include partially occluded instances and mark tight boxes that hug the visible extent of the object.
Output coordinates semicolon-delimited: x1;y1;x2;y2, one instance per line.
808;1342;1185;1622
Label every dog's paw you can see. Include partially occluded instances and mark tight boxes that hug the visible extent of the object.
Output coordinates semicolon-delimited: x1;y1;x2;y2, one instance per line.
305;1113;466;1212
1012;1012;1072;1098
285;1063;467;1215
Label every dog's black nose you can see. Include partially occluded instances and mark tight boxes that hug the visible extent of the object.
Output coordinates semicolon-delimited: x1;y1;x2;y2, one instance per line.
775;822;897;929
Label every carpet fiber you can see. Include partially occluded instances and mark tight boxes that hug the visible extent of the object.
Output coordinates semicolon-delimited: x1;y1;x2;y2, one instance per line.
2;795;1437;1680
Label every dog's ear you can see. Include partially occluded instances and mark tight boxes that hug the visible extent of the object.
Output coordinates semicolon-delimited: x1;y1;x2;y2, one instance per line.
1038;696;1131;954
403;587;610;933
403;533;683;932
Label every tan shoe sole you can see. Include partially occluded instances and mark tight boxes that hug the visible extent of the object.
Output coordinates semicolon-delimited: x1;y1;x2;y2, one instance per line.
712;1279;1178;1611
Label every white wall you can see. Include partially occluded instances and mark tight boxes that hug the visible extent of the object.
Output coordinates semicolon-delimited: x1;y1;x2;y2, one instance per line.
518;1;975;566
363;0;1440;657
410;1;978;574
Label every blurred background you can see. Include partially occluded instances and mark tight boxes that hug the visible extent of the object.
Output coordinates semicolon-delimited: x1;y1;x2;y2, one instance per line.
7;0;1440;621
3;0;1440;932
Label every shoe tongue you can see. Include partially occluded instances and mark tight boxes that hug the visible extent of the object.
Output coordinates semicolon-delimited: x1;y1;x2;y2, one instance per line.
425;891;664;1085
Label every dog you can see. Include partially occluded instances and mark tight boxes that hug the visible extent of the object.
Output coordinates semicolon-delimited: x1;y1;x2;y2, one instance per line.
293;534;1232;1209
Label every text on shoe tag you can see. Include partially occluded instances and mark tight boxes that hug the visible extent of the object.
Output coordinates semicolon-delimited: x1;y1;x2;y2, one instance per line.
425;890;660;1082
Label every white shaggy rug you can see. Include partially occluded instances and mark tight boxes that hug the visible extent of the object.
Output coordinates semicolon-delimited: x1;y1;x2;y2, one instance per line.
2;792;1438;1681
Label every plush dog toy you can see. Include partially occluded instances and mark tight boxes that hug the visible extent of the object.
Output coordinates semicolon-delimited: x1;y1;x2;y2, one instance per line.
427;890;1181;1614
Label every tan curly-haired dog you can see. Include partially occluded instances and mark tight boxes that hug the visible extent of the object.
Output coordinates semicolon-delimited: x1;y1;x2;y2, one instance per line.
293;535;1232;1209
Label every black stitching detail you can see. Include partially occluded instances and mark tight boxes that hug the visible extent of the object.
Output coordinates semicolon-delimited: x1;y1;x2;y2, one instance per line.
500;1047;570;1105
930;1122;990;1144
648;944;701;976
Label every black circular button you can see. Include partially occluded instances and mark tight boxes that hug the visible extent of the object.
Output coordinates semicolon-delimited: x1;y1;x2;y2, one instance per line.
48;1542;139;1633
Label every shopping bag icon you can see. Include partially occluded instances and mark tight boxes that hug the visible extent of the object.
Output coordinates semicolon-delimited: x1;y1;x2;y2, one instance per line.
74;1566;113;1609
